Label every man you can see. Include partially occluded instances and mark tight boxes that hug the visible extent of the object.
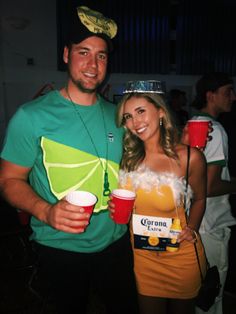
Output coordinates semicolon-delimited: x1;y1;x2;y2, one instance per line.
0;6;138;314
192;72;236;314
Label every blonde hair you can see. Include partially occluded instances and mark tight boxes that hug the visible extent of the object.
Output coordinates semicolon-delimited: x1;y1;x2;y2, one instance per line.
116;93;181;172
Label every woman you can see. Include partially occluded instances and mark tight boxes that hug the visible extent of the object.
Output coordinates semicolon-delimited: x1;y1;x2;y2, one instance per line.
109;82;207;314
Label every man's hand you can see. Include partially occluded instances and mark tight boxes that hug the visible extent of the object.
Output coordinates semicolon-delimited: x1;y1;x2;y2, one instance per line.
44;199;91;233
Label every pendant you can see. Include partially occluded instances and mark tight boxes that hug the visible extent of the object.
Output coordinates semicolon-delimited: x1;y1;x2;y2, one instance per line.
103;171;111;196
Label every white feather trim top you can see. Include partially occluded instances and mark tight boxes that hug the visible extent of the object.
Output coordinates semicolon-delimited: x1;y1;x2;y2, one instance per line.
119;166;193;210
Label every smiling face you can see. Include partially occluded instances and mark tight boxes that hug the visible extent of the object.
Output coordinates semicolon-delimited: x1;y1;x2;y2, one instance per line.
122;96;164;144
63;36;108;93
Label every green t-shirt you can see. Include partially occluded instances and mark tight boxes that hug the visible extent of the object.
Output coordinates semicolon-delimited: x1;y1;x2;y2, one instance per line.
1;90;126;252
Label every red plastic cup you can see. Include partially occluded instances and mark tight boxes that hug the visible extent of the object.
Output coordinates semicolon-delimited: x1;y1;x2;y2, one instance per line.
66;191;97;230
66;191;97;214
112;189;136;224
188;120;209;148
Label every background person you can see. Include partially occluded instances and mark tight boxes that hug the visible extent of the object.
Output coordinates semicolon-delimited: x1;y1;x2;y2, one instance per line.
110;81;207;314
0;6;138;314
168;88;189;129
191;72;236;314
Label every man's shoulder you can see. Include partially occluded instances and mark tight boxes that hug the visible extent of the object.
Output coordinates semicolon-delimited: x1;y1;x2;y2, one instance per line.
99;95;116;106
22;90;58;110
191;114;225;135
191;113;214;122
99;95;117;113
11;90;60;121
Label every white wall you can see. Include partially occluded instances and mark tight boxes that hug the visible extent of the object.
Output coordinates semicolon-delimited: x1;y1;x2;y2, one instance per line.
0;0;226;147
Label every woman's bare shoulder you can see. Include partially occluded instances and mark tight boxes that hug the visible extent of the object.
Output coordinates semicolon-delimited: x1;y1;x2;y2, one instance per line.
175;144;206;167
189;146;206;163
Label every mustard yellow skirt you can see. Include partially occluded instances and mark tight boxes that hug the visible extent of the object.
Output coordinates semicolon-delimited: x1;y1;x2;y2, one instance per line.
133;236;206;299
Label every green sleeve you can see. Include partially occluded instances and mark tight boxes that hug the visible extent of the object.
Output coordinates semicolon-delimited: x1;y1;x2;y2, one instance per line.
207;159;226;166
1;107;39;167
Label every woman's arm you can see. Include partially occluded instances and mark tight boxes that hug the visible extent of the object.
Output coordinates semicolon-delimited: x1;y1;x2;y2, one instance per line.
178;147;207;242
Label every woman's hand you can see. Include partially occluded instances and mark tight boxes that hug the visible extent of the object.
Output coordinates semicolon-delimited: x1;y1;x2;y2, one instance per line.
178;225;198;243
107;196;115;220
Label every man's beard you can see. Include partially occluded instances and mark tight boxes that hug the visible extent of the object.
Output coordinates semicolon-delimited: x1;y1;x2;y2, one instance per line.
74;80;99;93
70;75;102;94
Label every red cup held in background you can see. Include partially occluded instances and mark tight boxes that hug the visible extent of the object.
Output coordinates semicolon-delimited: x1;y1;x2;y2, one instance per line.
17;210;31;226
188;120;210;149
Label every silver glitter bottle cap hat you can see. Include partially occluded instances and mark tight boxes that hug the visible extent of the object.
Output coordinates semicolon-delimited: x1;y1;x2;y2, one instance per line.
123;80;166;94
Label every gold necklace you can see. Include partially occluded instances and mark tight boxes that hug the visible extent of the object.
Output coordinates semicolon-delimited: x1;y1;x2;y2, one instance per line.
65;88;111;196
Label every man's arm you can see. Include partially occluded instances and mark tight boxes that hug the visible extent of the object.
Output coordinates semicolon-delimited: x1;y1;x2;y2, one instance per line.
0;159;89;233
207;164;236;197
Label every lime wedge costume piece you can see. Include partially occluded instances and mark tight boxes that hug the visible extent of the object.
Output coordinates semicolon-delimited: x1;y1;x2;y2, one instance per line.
41;137;119;213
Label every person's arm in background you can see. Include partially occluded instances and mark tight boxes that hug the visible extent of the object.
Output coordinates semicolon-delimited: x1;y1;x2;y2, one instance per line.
0;159;89;233
207;163;236;196
181;122;213;148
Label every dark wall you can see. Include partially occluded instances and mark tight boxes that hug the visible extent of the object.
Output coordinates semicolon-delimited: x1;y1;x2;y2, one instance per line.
56;0;236;75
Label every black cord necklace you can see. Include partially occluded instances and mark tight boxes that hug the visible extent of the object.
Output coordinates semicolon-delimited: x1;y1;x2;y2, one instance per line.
65;88;111;196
